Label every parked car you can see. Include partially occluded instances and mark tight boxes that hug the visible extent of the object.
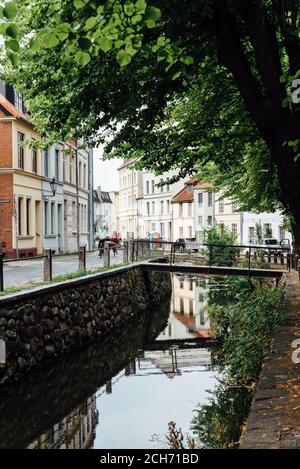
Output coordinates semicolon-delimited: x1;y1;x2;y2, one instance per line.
174;238;201;252
252;238;291;255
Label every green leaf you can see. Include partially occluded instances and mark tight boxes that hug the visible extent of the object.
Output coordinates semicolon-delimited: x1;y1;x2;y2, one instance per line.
97;37;113;52
135;0;147;11
8;51;19;67
5;38;19;52
3;2;17;20
75;50;91;66
180;55;194;65
145;6;161;21
131;14;142;25
5;23;19;38
116;49;132;66
124;4;135;16
145;19;156;29
125;44;138;56
78;37;91;50
43;33;60;48
85;16;98;31
171;71;181;80
74;0;86;9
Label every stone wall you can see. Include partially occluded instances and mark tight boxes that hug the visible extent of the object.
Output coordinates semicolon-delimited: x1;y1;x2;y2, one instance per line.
0;265;171;386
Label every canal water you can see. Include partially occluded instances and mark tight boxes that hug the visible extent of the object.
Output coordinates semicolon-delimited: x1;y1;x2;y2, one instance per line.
0;275;226;449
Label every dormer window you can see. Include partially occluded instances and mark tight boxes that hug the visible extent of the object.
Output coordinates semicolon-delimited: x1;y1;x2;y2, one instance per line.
14;90;23;112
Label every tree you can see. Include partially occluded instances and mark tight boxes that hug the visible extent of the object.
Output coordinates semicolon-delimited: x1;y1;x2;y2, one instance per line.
2;1;300;248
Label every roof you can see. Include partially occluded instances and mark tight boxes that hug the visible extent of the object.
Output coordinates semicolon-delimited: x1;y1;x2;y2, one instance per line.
0;93;30;124
95;189;112;204
194;182;213;190
171;181;195;203
117;158;136;171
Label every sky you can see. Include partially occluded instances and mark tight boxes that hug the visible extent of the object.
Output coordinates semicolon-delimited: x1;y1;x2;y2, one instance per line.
93;146;122;192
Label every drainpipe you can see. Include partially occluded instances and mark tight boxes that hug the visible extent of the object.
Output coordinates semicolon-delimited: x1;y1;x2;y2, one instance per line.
88;148;94;250
75;143;80;251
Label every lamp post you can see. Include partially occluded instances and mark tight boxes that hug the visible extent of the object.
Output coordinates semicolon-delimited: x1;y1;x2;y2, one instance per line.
49;177;57;197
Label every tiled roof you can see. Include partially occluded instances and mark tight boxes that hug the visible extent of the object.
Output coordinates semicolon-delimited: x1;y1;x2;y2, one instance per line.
0;94;29;121
171;186;194;203
194;182;213;190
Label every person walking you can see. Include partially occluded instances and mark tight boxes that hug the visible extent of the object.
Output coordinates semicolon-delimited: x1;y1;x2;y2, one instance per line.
98;238;105;258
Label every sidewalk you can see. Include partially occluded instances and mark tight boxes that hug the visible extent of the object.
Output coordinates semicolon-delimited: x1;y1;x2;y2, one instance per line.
240;271;300;448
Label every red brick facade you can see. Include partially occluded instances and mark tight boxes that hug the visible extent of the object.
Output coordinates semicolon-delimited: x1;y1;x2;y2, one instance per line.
0;120;14;256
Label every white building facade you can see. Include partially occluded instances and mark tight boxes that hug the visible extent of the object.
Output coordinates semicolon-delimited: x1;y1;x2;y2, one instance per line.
118;160;143;239
142;170;184;241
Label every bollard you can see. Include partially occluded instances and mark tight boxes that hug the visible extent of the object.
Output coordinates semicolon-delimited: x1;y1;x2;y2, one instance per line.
128;240;134;263
0;252;4;292
43;249;52;281
287;253;291;272
267;253;271;264
123;241;128;263
79;245;86;271
280;253;284;265
104;241;110;267
274;253;278;264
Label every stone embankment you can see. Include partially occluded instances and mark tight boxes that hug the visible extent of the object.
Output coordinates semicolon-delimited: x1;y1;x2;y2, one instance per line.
240;271;300;448
0;264;171;385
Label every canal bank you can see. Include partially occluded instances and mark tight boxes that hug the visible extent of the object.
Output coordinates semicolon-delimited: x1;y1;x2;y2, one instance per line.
0;264;171;385
240;271;300;449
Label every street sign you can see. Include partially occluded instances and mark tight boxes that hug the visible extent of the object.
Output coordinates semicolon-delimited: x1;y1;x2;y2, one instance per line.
0;199;10;204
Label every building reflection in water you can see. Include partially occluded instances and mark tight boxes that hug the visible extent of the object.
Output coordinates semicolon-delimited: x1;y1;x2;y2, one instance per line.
27;395;99;449
23;274;217;448
156;274;211;341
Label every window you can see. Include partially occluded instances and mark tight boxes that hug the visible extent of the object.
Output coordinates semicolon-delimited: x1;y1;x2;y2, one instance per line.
55;149;60;181
152;201;155;215
18;197;22;235
180;279;184;289
219;200;224;213
72;202;76;231
249;226;255;242
152;222;156;232
160;200;164;215
166;184;170;192
189;280;193;291
147;202;150;215
188;226;192;238
152;180;155;193
232;202;238;212
189;299;194;316
44;201;49;234
263;223;272;238
51;203;55;234
180;298;184;314
160;179;164;193
198;216;203;225
15;91;23;112
231;223;238;238
32;149;37;174
198;193;203;206
179;203;183;217
160;222;165;238
44;149;49;177
279;225;285;241
188;203;192;217
146;181;150;194
17;132;24;169
83;164;86;189
208;192;213;207
168;222;172;240
79;161;82;187
26;199;30;236
167;200;170;213
179;227;183;237
207;216;213;226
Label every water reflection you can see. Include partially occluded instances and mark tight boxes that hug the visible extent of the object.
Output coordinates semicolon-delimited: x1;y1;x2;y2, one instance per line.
0;274;225;450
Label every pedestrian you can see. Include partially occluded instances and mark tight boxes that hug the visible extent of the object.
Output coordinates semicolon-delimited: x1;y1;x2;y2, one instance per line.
98;238;105;258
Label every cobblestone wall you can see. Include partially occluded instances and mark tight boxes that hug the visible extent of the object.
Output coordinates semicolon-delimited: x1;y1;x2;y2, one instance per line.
0;266;171;385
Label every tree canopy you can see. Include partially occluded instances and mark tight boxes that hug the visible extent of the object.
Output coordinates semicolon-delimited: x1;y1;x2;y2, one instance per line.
2;1;300;242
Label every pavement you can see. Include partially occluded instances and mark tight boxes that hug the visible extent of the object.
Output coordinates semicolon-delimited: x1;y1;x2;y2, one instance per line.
240;271;300;449
2;250;123;289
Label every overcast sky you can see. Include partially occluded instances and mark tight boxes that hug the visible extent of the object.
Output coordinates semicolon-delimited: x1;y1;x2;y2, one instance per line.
93;146;122;192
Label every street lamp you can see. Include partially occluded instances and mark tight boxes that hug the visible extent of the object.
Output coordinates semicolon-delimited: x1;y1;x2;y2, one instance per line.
49;177;57;197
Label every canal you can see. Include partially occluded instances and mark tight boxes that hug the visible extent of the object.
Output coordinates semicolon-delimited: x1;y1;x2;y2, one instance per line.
0;274;244;449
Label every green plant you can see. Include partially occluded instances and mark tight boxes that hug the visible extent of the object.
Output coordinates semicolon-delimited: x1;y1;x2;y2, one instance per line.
206;226;238;267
